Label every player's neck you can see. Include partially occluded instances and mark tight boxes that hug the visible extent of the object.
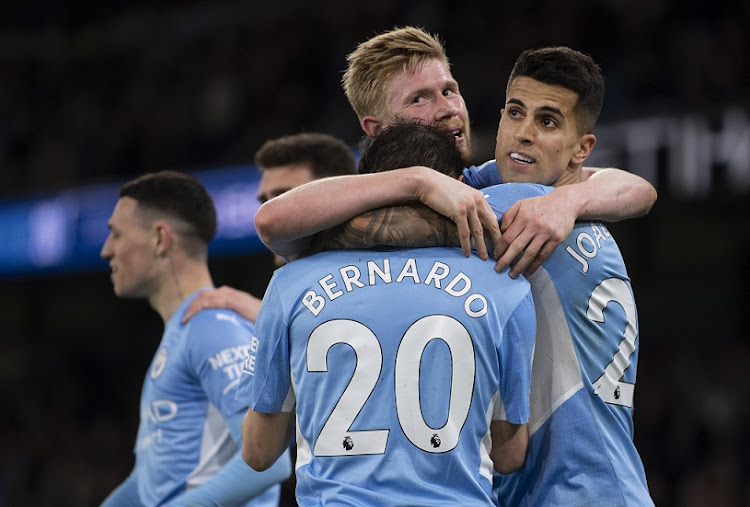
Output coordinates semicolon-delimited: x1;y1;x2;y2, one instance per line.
552;164;583;187
149;257;213;323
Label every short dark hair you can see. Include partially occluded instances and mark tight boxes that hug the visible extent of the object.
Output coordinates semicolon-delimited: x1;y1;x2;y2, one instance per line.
358;121;464;179
120;170;217;255
508;46;605;134
254;132;357;178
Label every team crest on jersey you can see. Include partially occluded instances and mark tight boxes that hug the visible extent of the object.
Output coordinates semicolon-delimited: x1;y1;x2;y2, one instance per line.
151;347;168;379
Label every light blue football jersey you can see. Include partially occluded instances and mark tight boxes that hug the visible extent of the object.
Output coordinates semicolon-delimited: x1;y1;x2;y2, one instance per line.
463;159;501;189
481;183;653;506
133;289;273;506
236;247;536;506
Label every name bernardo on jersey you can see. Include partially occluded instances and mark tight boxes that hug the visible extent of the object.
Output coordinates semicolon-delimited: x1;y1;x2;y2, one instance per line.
301;257;489;318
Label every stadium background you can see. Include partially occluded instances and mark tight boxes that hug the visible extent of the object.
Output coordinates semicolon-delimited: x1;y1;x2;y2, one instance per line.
1;1;748;505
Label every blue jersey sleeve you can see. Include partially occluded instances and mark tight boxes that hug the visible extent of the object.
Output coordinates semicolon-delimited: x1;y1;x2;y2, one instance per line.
463;159;501;189
100;471;141;506
164;412;292;507
235;277;292;413
496;290;536;425
184;310;254;418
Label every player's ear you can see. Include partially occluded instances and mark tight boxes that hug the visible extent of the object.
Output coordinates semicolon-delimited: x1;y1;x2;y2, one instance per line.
362;116;384;137
571;134;596;165
458;174;465;183
153;220;174;257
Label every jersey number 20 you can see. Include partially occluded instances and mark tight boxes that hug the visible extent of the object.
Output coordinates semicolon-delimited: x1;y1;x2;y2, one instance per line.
307;316;475;456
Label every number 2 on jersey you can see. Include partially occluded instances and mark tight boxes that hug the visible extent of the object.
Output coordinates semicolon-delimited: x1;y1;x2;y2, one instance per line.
588;277;638;407
307;316;475;456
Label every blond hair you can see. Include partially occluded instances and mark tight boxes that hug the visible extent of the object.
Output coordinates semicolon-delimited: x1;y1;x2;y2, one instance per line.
342;26;449;122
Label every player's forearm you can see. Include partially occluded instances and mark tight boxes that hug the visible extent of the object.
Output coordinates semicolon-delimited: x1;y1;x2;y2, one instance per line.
572;167;657;221
169;411;292;505
490;421;529;474
254;168;431;256
241;409;294;471
169;450;291;506
306;204;460;254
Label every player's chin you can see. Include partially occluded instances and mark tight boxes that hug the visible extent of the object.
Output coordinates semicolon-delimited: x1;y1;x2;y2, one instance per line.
499;162;538;183
111;281;136;299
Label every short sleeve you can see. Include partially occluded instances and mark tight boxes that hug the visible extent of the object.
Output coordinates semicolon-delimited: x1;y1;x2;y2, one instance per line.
496;290;536;424
235;278;292;413
185;309;255;418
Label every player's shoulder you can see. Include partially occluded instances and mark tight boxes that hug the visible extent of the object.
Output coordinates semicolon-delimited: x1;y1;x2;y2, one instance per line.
463;159;500;188
182;307;253;339
178;309;254;360
274;249;362;277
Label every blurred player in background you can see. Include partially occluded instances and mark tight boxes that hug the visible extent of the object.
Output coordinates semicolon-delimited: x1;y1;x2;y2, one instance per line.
237;122;537;505
181;132;357;324
99;170;290;506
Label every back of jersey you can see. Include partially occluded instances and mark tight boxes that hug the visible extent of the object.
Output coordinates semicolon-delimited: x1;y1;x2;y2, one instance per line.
255;247;535;506
484;183;653;506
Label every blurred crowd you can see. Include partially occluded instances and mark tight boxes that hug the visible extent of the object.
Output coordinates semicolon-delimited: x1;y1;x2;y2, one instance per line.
1;1;749;506
0;0;747;198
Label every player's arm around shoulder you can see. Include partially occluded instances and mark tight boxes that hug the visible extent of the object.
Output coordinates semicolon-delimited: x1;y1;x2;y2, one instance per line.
181;286;262;325
253;168;428;258
493;169;657;278
576;166;657;221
